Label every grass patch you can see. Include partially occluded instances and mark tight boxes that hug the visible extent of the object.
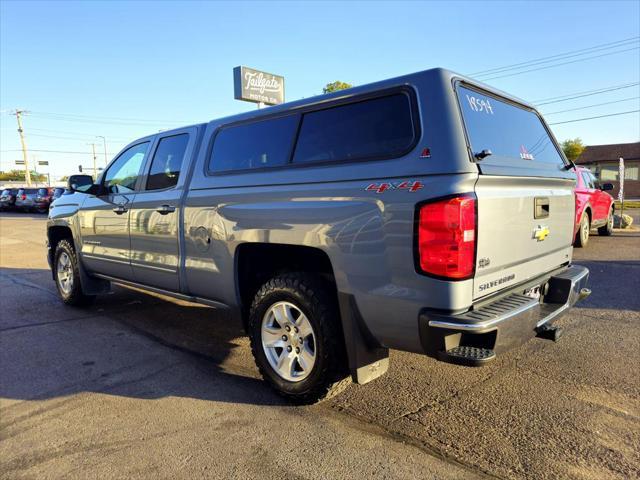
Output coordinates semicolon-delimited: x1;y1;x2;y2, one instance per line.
614;201;640;209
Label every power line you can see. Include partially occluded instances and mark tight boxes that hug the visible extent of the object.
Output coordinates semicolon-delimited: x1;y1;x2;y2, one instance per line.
548;109;640;125
471;36;639;76
479;46;639;81
27;110;191;126
26;127;133;141
543;96;640;115
25;114;182;127
533;82;640;105
0;149;117;155
29;132;127;143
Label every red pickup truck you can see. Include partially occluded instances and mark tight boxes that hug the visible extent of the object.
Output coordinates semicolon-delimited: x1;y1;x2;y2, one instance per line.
573;166;615;247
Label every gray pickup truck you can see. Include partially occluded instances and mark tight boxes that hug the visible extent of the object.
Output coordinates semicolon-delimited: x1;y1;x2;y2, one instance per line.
48;68;590;403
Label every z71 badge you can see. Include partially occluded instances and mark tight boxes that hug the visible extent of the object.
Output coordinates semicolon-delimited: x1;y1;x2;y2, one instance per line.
365;181;424;194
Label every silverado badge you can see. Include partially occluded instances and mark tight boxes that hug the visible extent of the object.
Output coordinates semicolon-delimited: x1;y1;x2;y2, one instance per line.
533;225;550;242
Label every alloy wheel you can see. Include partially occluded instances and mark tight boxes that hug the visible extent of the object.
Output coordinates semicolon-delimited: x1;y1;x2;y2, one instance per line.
261;301;316;382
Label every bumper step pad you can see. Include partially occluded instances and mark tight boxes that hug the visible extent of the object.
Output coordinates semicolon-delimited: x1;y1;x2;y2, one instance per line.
438;346;496;366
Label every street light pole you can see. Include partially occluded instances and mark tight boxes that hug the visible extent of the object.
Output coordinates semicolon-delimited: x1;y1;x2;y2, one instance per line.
96;136;108;166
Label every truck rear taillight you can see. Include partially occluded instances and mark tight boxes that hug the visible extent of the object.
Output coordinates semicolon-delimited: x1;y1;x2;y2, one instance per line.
417;194;476;280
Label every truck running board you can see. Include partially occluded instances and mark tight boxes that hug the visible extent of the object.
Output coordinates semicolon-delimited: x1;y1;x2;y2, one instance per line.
437;346;496;366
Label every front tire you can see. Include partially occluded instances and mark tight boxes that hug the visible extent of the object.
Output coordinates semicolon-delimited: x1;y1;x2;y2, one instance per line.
598;209;614;236
574;215;590;248
54;239;95;306
248;273;350;404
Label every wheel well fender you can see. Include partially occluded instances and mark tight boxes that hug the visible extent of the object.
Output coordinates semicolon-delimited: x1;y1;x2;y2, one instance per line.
235;242;388;385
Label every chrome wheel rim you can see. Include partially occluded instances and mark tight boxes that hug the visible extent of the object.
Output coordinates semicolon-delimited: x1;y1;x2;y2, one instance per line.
56;252;74;295
608;213;614;230
261;301;316;382
581;218;589;243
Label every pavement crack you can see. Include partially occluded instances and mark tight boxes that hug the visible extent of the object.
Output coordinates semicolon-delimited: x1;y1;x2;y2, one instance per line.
0;315;96;333
0;271;57;297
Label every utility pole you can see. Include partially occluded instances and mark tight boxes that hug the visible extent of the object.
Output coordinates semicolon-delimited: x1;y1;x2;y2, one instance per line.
96;136;108;166
87;143;97;179
13;110;31;186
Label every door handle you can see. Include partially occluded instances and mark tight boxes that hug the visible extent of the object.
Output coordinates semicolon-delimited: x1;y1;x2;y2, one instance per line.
156;204;176;215
112;204;127;215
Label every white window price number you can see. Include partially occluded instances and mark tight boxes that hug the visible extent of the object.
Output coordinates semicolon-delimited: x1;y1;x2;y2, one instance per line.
466;94;494;115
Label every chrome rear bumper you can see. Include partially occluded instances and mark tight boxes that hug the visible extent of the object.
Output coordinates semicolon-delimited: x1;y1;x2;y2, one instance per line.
419;265;589;362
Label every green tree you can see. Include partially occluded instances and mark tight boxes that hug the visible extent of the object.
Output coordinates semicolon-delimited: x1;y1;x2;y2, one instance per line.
561;138;585;162
323;81;353;94
0;169;47;182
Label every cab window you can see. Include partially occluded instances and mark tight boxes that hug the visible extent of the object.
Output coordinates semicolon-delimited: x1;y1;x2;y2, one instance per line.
103;142;149;193
146;134;189;190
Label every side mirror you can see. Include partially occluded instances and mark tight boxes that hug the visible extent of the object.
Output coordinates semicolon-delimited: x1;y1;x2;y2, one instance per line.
601;183;614;191
67;174;95;193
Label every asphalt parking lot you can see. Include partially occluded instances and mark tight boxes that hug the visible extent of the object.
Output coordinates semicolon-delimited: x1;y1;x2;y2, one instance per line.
1;212;638;479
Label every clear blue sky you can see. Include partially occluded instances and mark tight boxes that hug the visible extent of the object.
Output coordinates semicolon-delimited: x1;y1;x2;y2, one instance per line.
1;0;639;180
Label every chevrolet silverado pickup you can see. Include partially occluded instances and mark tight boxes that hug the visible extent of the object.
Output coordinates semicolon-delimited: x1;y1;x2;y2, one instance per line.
47;68;590;403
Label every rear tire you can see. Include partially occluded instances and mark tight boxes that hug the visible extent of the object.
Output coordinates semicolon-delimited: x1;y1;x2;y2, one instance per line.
574;215;590;248
248;272;350;404
598;209;614;236
54;239;95;306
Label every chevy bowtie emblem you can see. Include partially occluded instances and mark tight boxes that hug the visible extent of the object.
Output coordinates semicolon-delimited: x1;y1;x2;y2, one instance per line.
533;225;550;242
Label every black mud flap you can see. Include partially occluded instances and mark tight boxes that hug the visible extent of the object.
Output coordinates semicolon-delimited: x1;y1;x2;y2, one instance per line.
78;254;111;295
337;293;389;385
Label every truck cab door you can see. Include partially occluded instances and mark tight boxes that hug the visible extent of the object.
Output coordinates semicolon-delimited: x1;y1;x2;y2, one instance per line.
78;141;151;280
129;128;196;292
581;171;606;221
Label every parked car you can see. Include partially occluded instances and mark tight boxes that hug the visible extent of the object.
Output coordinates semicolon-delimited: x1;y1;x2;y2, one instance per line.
47;68;590;403
573;166;614;247
15;188;39;212
33;187;56;213
49;187;66;210
0;188;18;211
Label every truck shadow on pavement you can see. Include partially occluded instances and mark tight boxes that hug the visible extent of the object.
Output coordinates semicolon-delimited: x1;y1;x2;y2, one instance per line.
572;260;640;311
0;267;292;407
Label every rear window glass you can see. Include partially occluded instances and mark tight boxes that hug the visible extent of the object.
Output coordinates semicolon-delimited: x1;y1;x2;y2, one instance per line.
293;94;415;164
1;189;10;195
38;188;48;195
457;85;564;167
209;115;298;173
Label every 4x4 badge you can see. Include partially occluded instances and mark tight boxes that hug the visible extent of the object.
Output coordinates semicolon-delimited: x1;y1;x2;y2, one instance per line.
365;181;424;194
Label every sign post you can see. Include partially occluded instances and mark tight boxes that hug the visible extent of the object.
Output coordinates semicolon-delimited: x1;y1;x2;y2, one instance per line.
233;66;285;107
618;157;625;221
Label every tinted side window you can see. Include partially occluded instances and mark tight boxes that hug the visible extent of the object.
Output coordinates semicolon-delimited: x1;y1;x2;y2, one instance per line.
457;86;565;166
293;94;415;164
104;142;149;193
581;172;594;189
209;115;298;172
38;188;48;196
146;134;189;190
